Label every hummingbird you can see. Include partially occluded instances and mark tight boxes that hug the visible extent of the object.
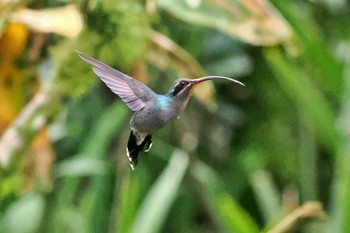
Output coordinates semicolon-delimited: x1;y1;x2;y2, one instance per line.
77;52;244;170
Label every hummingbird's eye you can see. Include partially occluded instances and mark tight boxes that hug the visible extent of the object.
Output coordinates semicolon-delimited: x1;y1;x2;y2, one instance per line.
180;81;187;86
172;80;189;96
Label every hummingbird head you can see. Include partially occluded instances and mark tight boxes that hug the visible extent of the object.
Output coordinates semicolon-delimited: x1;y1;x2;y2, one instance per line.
167;76;245;99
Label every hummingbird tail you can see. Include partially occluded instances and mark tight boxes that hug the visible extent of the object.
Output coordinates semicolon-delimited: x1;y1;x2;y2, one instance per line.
126;131;152;169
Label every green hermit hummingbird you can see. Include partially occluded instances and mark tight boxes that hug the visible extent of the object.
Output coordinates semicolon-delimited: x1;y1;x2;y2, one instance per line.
78;52;244;170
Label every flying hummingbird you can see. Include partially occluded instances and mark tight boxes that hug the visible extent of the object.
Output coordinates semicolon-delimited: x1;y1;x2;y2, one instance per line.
77;52;244;170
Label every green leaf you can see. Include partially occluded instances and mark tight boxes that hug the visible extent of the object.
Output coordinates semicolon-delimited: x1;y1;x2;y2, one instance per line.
3;193;45;233
250;170;282;223
157;0;291;46
270;0;344;100
130;150;189;233
191;162;260;233
54;157;109;177
217;193;261;233
264;48;337;154
116;174;142;233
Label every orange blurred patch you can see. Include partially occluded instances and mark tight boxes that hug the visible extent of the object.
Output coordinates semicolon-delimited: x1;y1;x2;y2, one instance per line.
0;23;29;60
0;23;29;132
23;129;54;190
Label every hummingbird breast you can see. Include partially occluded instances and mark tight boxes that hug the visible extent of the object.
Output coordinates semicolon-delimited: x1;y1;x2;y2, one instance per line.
130;95;183;133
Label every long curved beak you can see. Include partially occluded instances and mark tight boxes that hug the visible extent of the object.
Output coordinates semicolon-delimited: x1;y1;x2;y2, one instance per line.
191;76;245;87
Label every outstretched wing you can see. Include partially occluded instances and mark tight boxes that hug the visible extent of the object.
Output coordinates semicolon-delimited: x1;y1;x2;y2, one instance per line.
77;51;156;112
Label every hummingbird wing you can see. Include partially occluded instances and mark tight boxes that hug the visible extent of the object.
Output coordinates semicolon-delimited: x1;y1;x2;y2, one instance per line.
77;52;156;112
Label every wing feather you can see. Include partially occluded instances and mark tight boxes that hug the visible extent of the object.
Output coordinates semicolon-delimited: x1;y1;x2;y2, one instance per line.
77;52;156;112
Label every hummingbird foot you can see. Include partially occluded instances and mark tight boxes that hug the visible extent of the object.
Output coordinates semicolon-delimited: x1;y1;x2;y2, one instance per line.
143;135;153;152
144;142;153;152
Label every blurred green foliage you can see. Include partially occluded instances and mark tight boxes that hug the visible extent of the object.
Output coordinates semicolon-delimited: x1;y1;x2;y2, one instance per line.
1;0;350;233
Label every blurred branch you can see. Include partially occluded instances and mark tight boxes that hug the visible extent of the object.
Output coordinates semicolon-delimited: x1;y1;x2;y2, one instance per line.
266;202;325;233
148;30;218;109
148;30;206;78
250;170;282;223
0;91;59;167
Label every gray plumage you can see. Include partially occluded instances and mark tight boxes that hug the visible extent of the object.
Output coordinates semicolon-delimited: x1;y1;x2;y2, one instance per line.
77;52;244;170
